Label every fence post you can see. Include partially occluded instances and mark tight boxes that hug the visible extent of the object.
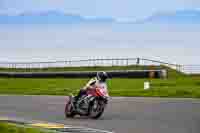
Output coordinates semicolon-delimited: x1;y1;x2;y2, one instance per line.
178;65;182;72
136;58;140;65
126;58;129;66
111;58;114;66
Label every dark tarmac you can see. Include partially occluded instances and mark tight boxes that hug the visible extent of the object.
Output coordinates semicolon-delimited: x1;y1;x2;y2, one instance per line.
0;96;200;133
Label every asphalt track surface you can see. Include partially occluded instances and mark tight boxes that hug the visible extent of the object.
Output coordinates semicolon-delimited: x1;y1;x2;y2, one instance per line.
0;95;200;133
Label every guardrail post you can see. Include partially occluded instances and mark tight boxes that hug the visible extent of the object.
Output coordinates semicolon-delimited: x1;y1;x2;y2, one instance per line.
136;58;140;65
126;58;129;66
111;58;114;66
177;65;182;72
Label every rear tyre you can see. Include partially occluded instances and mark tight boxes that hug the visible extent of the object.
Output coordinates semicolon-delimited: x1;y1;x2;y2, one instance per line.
65;96;75;118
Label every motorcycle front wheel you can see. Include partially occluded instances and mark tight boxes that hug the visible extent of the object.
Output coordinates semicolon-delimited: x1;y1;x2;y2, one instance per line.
89;99;105;119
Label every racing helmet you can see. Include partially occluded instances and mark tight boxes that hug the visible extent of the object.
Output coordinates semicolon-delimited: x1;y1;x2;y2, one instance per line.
97;71;109;82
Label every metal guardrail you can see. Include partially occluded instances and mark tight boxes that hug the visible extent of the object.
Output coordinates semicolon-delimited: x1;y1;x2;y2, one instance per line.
0;57;180;68
180;65;200;74
0;58;137;68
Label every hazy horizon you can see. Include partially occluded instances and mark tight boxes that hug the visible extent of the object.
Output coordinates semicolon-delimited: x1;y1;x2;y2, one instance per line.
0;24;199;65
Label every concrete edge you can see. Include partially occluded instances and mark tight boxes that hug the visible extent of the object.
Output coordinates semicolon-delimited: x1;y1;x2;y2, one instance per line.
0;116;114;133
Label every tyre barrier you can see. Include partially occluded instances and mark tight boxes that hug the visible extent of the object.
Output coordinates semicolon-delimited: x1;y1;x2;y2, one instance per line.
0;69;167;78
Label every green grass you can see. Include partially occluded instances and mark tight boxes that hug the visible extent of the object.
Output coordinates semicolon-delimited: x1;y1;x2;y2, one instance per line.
0;65;198;98
0;122;51;133
0;77;200;98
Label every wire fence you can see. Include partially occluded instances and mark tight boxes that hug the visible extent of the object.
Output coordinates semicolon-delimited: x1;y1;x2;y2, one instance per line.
180;65;200;74
0;58;178;68
0;57;198;74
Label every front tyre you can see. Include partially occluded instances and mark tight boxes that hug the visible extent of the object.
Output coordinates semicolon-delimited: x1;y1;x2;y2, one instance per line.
89;99;105;119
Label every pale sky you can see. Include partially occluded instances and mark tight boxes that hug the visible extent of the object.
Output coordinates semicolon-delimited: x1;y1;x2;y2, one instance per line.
0;0;200;64
0;25;199;64
1;0;200;21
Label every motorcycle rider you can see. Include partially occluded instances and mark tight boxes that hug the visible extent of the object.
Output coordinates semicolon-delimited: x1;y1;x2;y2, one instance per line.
74;71;109;104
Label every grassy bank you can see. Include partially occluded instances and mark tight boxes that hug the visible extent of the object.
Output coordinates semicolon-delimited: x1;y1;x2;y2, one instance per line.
0;122;50;133
0;65;198;98
0;77;200;98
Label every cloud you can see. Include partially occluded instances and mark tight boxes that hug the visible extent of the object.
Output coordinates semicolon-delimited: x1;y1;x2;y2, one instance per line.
0;10;116;24
1;0;200;20
1;9;200;25
135;9;200;24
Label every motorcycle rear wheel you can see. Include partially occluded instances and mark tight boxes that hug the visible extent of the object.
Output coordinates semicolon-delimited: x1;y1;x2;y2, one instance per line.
65;97;76;118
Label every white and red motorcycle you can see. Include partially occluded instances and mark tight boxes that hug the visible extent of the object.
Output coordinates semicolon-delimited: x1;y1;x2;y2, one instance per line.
65;86;109;119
